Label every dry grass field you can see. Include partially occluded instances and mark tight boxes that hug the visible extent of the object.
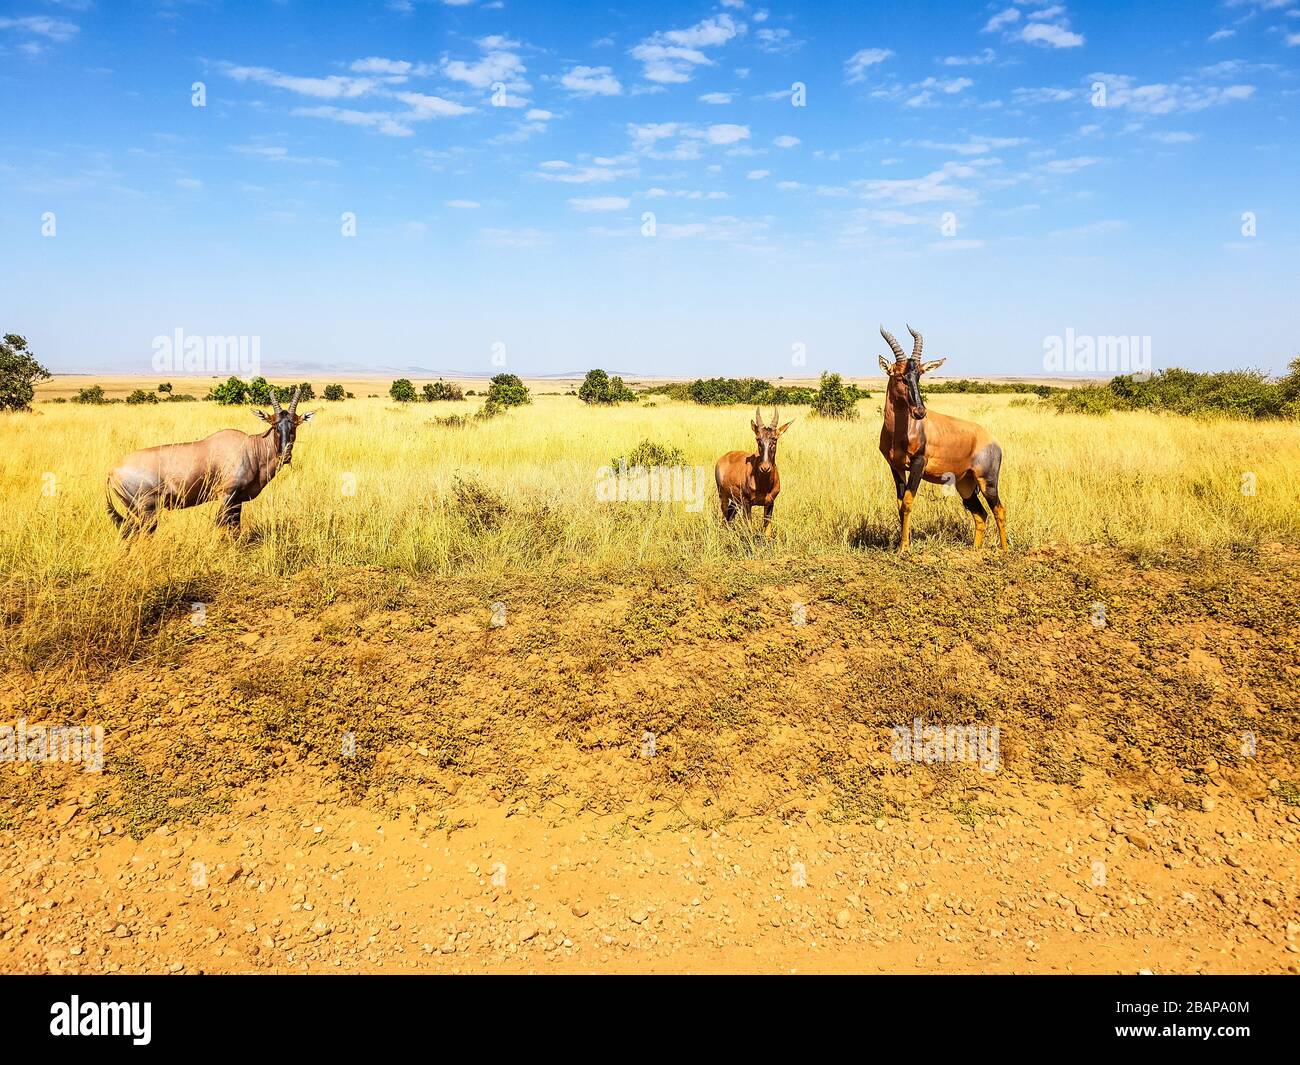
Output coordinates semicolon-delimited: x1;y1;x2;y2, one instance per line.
2;383;1298;974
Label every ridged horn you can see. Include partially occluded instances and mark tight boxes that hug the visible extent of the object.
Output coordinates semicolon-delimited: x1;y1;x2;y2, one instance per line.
880;325;905;360
288;384;302;417
907;324;923;360
269;388;282;415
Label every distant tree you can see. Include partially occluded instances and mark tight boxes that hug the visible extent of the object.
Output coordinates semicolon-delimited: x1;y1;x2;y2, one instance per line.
157;382;173;394
390;378;418;402
209;377;250;405
125;389;160;405
323;383;346;401
0;334;51;412
423;378;465;402
73;385;108;405
485;373;530;407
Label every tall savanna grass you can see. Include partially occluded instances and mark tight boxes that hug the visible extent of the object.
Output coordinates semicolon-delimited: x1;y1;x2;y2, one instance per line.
2;393;1298;667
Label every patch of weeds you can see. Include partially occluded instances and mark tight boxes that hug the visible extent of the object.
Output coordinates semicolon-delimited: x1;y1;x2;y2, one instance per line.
453;476;508;533
824;764;906;824
608;438;685;472
103;752;231;839
616;590;686;659
1277;780;1300;807
949;798;1000;827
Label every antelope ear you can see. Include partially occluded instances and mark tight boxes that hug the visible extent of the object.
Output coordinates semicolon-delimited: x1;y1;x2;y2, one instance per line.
777;419;795;435
253;409;272;423
920;358;947;375
878;355;893;375
299;411;315;422
750;420;761;433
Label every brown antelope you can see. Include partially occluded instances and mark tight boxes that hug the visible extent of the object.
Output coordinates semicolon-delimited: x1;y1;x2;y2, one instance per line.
877;326;1006;552
105;386;314;538
714;406;793;534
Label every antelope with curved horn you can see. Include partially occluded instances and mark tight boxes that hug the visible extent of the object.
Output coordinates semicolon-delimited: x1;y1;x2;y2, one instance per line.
105;385;315;538
877;326;1006;552
714;405;794;535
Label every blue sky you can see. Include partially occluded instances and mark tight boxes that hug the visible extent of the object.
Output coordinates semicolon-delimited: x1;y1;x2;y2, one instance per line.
2;0;1297;378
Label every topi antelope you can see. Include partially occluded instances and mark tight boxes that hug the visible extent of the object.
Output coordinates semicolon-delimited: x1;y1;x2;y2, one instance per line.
714;406;794;535
877;326;1006;552
105;385;314;538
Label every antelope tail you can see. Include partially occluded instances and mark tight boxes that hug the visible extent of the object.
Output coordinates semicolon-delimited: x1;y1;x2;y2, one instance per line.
105;479;125;529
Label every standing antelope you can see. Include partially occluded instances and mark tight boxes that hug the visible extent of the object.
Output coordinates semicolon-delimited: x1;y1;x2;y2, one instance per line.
877;326;1006;552
105;385;314;538
715;406;793;534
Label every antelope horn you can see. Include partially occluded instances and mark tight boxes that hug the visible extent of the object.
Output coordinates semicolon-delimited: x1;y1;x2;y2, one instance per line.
269;389;282;415
770;406;779;428
754;405;762;425
880;325;905;360
288;384;302;417
907;324;923;360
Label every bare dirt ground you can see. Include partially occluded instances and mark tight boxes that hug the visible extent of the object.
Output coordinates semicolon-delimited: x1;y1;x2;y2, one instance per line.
2;546;1298;974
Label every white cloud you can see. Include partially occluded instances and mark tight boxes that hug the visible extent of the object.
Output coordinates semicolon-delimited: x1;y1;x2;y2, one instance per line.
0;15;79;47
535;160;630;184
232;145;339;166
699;91;733;104
349;57;415;76
845;47;893;84
702;123;749;145
525;108;553;121
442;39;527;90
561;65;623;96
225;65;378;99
445;199;480;209
1020;22;1084;48
631;14;743;84
1151;131;1197;144
773;135;800;148
1089;73;1255;114
746;169;770;179
568;196;631;211
1208;29;1236;42
983;8;1020;33
480;227;549;249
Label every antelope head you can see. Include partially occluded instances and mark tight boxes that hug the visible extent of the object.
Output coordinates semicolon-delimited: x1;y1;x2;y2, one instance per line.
750;405;794;475
253;385;315;465
878;325;947;421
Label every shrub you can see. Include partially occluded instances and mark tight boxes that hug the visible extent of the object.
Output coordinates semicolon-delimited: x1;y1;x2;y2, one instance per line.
0;334;51;412
423;379;465;402
73;385;108;405
390;378;418;402
486;373;530;407
125;389;160;405
209;377;249;405
452;476;508;532
579;368;636;405
813;372;859;419
1046;366;1300;419
323;384;346;401
165;393;197;402
609;438;686;471
157;382;172;394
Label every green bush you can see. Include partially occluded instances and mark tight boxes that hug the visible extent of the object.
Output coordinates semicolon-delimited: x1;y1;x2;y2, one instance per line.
125;389;160;405
813;372;859;419
609;438;686;471
1047;364;1300;419
323;384;346;401
579;369;636;405
486;373;530;407
390;378;418;403
208;377;249;405
73;385;108;405
644;376;867;408
0;334;51;412
423;379;465;402
157;382;172;394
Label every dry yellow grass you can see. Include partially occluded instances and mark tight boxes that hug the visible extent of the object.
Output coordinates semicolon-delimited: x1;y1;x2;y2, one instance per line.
2;392;1298;666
